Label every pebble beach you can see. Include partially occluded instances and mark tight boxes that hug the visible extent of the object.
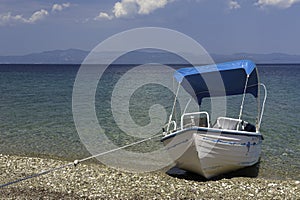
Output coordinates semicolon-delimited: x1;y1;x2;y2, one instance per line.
0;154;299;199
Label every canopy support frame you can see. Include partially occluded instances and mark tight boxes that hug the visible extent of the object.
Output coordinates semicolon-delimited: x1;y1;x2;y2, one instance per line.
257;83;267;131
237;75;249;130
167;83;180;132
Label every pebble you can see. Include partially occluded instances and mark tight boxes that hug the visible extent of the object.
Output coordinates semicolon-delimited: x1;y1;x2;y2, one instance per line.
0;154;299;199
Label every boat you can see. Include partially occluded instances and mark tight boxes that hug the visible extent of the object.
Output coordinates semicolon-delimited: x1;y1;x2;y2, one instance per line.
161;60;267;179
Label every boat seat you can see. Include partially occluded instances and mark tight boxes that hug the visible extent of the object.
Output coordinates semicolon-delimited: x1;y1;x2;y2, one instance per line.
182;115;208;128
213;117;242;130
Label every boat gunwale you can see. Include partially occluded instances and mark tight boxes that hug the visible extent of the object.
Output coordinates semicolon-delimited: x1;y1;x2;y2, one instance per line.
161;127;263;142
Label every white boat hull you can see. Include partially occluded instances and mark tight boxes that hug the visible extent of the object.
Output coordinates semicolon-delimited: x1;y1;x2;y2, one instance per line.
162;128;262;179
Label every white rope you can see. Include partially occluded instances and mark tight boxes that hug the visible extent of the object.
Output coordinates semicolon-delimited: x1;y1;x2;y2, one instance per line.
0;162;74;188
0;134;161;188
76;134;161;164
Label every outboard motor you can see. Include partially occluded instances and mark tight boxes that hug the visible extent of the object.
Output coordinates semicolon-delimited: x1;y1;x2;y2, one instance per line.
242;121;256;132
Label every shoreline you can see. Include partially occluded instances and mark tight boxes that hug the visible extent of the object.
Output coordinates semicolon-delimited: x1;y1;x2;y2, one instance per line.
0;154;299;199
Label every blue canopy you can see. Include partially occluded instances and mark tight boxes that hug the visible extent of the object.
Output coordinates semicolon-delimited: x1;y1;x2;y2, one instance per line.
174;60;259;104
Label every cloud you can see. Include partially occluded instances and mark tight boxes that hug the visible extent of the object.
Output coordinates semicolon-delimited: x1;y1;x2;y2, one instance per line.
0;9;48;25
0;13;25;25
136;0;170;15
255;0;300;8
0;3;70;26
52;3;71;12
113;0;138;18
27;9;49;23
228;0;241;9
94;12;114;20
96;0;172;20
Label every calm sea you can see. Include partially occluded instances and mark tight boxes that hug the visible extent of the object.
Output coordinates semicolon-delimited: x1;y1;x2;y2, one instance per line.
0;64;299;180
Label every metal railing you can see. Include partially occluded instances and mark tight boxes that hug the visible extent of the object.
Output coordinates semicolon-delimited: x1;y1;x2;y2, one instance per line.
180;111;210;130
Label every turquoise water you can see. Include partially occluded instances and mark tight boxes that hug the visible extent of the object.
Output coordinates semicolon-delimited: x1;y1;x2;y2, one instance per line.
0;64;299;180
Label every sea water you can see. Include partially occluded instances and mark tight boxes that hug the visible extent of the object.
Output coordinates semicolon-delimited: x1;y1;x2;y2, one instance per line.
0;64;299;180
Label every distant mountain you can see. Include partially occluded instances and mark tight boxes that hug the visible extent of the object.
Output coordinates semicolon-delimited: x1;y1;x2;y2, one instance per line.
0;49;300;64
0;49;88;64
211;53;300;64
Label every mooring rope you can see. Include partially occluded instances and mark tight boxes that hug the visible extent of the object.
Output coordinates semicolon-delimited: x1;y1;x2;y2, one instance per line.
0;163;74;188
0;134;161;188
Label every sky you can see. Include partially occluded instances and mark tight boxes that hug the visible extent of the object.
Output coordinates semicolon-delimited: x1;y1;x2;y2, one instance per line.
0;0;299;56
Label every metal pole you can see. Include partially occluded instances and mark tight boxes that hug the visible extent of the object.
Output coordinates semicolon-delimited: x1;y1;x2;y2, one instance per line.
238;75;249;122
167;83;180;132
